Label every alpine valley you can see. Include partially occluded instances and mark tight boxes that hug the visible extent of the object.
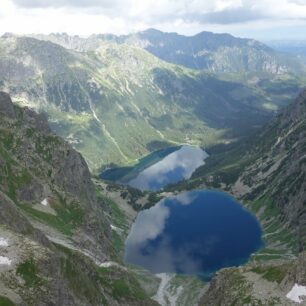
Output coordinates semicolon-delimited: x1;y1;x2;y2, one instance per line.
0;29;306;306
1;30;306;170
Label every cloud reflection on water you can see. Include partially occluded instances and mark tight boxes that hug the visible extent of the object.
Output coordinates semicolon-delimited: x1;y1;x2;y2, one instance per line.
128;146;208;191
172;191;196;205
126;201;170;246
124;191;263;277
124;193;216;275
124;199;178;273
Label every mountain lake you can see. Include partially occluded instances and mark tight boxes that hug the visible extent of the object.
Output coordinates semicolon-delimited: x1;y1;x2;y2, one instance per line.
102;145;263;278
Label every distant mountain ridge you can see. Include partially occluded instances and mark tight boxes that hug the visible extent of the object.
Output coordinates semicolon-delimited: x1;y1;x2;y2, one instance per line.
266;40;306;63
101;28;301;74
26;29;306;74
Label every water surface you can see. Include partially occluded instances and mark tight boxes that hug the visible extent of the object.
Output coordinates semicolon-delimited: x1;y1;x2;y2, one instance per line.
128;146;208;191
100;146;180;182
125;190;263;279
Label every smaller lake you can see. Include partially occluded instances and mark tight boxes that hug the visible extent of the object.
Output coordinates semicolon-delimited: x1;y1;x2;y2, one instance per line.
101;146;208;191
124;190;263;279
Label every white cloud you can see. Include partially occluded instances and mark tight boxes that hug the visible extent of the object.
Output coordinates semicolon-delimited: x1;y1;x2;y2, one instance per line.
172;192;196;205
8;0;306;21
0;0;306;38
12;0;118;8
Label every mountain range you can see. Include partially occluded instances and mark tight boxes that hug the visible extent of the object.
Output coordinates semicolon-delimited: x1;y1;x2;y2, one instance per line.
267;40;306;63
100;29;306;74
30;29;306;74
0;30;305;171
0;28;306;305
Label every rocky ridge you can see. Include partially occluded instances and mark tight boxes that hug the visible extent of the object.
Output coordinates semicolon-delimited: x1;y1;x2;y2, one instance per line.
0;92;158;305
200;251;306;305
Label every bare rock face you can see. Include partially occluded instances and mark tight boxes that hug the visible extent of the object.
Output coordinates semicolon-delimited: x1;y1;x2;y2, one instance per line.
17;180;45;202
23;107;51;133
0;191;34;234
284;252;306;287
52;147;97;209
240;90;306;250
0;91;15;119
0;91;111;261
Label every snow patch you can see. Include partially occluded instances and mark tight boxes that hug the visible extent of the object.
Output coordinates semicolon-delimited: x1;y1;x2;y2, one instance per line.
286;283;306;303
0;238;9;247
169;285;183;306
116;102;125;112
92;108;101;123
275;136;282;146
0;256;11;266
110;224;123;233
101;124;129;161
100;261;118;268
130;100;141;114
156;130;165;139
125;80;134;95
41;198;48;206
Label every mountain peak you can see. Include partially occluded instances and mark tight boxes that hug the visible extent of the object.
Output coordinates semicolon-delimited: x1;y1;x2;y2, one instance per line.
140;28;164;35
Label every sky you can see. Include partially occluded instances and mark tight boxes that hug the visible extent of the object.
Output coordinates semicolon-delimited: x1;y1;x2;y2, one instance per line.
0;0;306;40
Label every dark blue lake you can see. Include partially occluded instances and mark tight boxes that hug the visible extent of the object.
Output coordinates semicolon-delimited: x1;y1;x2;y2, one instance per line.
124;190;263;279
101;146;208;191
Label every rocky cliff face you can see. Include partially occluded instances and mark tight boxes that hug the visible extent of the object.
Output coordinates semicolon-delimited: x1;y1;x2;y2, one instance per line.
0;92;157;306
232;90;306;251
0;91;111;260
